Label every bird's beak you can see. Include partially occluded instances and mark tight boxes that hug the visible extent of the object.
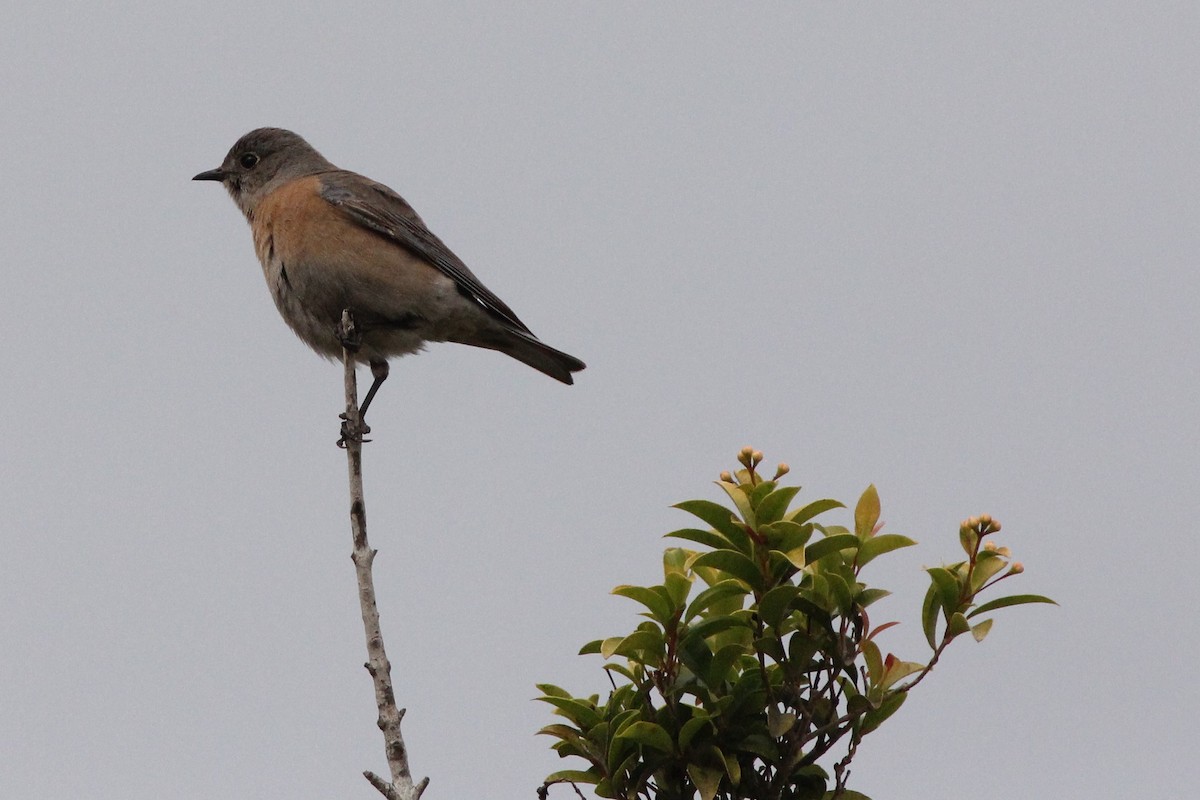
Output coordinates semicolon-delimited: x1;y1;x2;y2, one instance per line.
192;168;227;182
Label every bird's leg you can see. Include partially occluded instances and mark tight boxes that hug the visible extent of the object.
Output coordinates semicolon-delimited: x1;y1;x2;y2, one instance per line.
341;359;387;447
335;316;388;419
359;359;389;419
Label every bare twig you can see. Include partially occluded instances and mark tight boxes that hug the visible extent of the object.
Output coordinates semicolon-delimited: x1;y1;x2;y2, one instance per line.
830;731;861;798
339;310;429;800
894;634;954;695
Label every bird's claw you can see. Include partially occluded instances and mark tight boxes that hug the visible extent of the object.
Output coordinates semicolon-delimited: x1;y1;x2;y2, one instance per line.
337;417;372;448
336;320;363;353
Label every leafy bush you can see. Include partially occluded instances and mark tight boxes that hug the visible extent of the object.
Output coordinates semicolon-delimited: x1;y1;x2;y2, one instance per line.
538;449;1053;800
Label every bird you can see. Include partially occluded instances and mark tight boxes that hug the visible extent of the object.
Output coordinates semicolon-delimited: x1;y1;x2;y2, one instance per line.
193;127;585;418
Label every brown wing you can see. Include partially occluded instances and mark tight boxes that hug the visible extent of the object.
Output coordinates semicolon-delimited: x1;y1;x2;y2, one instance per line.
319;171;534;336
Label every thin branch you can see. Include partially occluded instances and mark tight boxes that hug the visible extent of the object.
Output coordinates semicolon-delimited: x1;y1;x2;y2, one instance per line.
894;632;955;695
340;310;429;800
830;731;861;799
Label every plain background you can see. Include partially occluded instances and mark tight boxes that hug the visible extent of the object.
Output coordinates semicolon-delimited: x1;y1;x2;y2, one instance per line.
1;3;1196;798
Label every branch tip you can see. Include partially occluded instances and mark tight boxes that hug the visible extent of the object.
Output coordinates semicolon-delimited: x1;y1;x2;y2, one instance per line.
364;771;401;800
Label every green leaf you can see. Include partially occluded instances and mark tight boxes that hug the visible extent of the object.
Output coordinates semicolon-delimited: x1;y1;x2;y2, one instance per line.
679;714;712;751
861;639;882;686
716;481;756;527
601;629;664;664
707;643;746;688
822;790;873;800
854;484;881;539
602;662;639;683
677;627;714;677
969;551;1008;591
756;486;802;524
758;584;801;627
926;566;962;613
947;611;970;637
685;579;748;622
787;498;845;525
687;615;752;641
860;690;906;734
536;683;571;699
663;571;695;607
735;731;780;760
804;533;860;564
776;546;807;571
615;721;674;753
663;546;691;576
880;658;925;691
857;587;891;607
754;634;784;661
691;550;764;591
967;593;1058;617
767;705;797;737
538;723;583;741
550;739;590;762
579;639;603;655
607;751;641;794
792;763;828;795
749;480;777;509
539;696;602;729
723;749;742;786
802;573;830;614
610;708;641;737
970;618;994;642
665;527;731;552
761;519;814;553
687;764;724;800
545;769;601;786
612;585;675;623
856;534;917;567
787;633;825;671
920;585;939;649
824;572;854;616
673;499;751;553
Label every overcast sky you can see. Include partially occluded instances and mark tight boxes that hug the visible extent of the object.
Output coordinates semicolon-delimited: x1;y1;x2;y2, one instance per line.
1;3;1196;799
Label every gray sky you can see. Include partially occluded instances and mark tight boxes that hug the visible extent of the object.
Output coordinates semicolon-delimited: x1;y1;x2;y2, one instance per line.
1;3;1196;798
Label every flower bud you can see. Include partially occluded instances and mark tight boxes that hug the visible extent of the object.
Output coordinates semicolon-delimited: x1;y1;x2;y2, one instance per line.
752;450;764;465
983;541;998;552
774;463;790;479
1009;562;1024;574
720;471;734;483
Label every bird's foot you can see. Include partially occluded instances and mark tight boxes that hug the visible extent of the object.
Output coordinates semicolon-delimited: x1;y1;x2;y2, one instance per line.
337;413;372;448
336;312;363;353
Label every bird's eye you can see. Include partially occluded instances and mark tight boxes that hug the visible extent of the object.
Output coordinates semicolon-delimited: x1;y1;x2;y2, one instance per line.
239;152;260;169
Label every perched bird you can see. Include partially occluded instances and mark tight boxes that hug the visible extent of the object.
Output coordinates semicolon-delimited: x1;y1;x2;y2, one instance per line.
193;127;585;416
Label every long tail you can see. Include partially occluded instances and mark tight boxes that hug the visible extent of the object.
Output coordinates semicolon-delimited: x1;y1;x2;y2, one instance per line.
482;329;586;385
